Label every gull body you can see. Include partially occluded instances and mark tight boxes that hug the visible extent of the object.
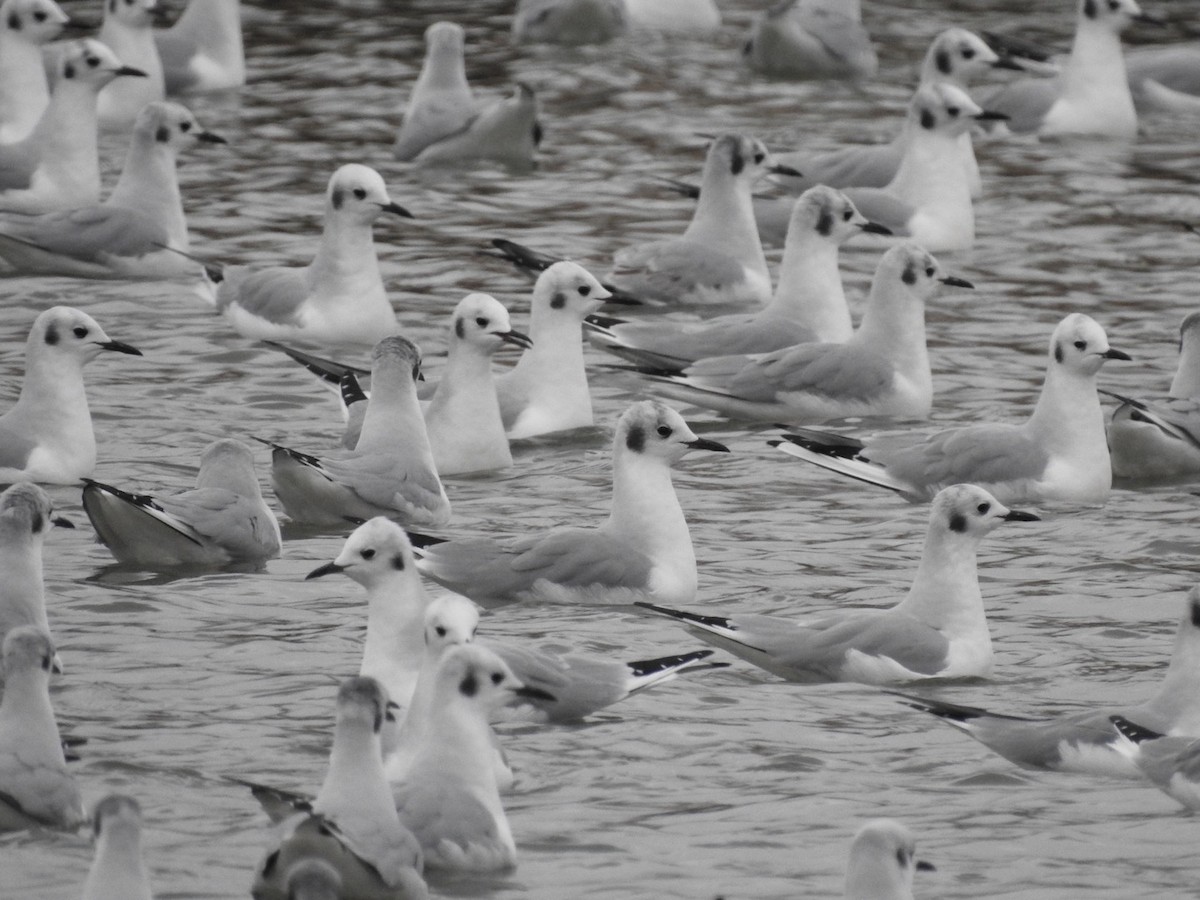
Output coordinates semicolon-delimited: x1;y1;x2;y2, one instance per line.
637;485;1034;685
212;164;408;345
81;795;155;900
82;439;281;568
1111;716;1200;810
638;243;967;422
413;82;541;170
393;22;474;162
623;0;720;34
1107;311;1200;483
0;484;65;673
266;337;451;528
0;0;69;143
1125;44;1200;113
900;588;1200;777
586;187;875;368
0;40;146;215
155;0;245;95
0;627;83;831
743;0;877;82
774;313;1130;505
96;0;165;132
415;401;728;606
0;307;141;484
512;0;626;45
0;101;221;279
846;819;927;900
608;134;785;306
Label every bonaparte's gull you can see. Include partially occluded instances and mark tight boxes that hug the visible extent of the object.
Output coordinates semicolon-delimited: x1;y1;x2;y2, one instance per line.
773;313;1130;505
209;164;409;345
0;40;146;215
413;82;541;171
0;627;83;831
96;0;165;132
81;439;281;568
415;401;728;606
637;243;969;422
424;293;531;476
846;819;932;900
637;484;1034;685
251;677;428;900
1125;43;1200;113
0;101;223;279
898;588;1200;777
154;0;244;95
624;0;720;34
263;337;451;528
0;0;70;143
512;0;627;45
81;795;155;900
1110;715;1200;810
586;186;884;368
1107;311;1200;483
0;307;141;485
608;133;798;306
743;0;877;82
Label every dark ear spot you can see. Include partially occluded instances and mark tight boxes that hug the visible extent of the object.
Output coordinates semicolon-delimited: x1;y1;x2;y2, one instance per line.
44;325;59;346
155;126;170;143
331;187;343;210
729;146;744;176
625;423;645;453
1190;596;1200;628
391;554;405;571
1083;0;1097;18
948;512;967;533
901;263;917;286
459;672;478;697
920;109;936;130
63;62;75;79
7;12;20;29
1054;341;1063;364
550;292;566;310
109;0;118;12
454;317;465;340
816;207;833;237
935;49;951;74
30;510;43;534
372;705;383;733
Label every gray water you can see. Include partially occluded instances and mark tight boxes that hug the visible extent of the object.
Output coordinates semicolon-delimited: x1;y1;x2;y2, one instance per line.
4;0;1200;897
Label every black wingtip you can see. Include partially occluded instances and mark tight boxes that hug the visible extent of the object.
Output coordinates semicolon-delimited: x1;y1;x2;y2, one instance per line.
1109;714;1165;745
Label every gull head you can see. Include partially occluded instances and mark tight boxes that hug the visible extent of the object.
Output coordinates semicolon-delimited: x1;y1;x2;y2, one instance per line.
335;676;391;736
134;101;225;155
370;335;422;384
910;83;994;138
283;858;342;900
533;261;611;319
450;293;531;355
924;28;999;86
425;20;465;59
91;793;144;850
1047;313;1130;378
875;243;972;305
28;307;141;370
1080;0;1147;31
423;594;479;656
104;0;159;29
615;400;729;466
0;482;62;544
308;516;418;589
930;484;1039;544
436;643;551;715
326;163;410;225
5;0;70;45
196;439;262;496
2;625;55;682
56;38;145;90
845;819;931;900
791;185;884;246
702;134;795;188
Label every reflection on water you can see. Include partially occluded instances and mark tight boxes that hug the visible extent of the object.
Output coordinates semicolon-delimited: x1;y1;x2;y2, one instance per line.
4;0;1200;898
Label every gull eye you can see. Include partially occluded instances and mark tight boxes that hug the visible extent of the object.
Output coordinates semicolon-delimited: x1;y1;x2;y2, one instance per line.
976;502;990;514
1074;340;1087;350
1108;0;1119;9
33;11;47;21
946;106;960;117
41;654;52;671
86;56;100;67
961;47;975;59
180;121;191;132
896;848;910;867
435;626;446;637
352;188;366;200
753;152;764;164
925;266;935;277
73;326;88;338
842;209;852;221
491;671;504;685
578;285;590;296
360;548;375;560
656;425;671;437
475;317;488;327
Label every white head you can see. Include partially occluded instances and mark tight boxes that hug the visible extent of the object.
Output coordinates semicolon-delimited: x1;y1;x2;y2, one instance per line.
104;0;158;28
423;594;479;655
845;819;928;900
432;643;546;717
26;306;141;373
908;83;994;139
613;401;729;466
369;335;422;389
872;243;972;306
1079;0;1145;32
325;164;411;226
788;186;884;247
1045;313;1130;378
922;28;1000;86
424;20;464;59
132;101;225;155
701;133;792;188
334;675;391;739
196;439;263;496
90;793;144;854
1;624;54;683
307;516;418;590
283;859;342;900
532;261;611;319
55;38;146;90
0;482;65;549
927;484;1038;546
449;293;532;356
2;0;69;44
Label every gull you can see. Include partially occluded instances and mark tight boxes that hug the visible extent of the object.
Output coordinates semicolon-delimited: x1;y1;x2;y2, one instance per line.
979;0;1155;138
1125;44;1200;114
81;795;155;900
154;0;245;95
897;587;1200;777
757;83;1004;251
262;336;451;528
209;163;410;345
623;0;720;34
251;677;428;900
1111;716;1200;811
846;819;932;900
0;627;84;831
96;0;165;133
81;438;281;568
275;859;341;900
391;644;547;872
743;0;877;82
414;400;728;607
413;82;541;171
634;243;970;422
423;293;531;476
0;0;71;143
773;28;1005;200
1107;311;1200;483
637;484;1035;685
607;133;799;306
0;101;223;279
585;186;885;369
511;0;627;45
0;40;146;215
772;313;1131;505
0;306;141;484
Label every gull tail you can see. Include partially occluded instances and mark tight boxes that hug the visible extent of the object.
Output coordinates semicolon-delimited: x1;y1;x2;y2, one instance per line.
769;430;912;496
405;529;449;550
229;776;313;824
624;649;729;694
634;601;739;636
488;238;643;305
150;241;224;290
584;316;696;370
81;479;208;566
1109;715;1165;746
651;175;701;200
264;341;368;388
